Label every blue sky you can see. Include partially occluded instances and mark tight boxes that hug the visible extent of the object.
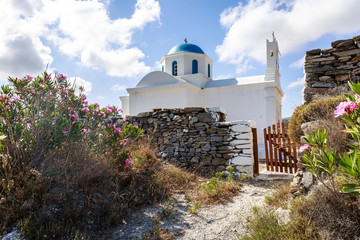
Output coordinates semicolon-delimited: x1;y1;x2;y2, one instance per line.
1;0;360;117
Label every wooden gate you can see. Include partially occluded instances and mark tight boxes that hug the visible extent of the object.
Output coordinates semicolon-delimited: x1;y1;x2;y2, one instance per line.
263;122;297;173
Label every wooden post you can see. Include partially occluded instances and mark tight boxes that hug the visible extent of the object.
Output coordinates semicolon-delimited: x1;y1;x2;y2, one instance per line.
252;128;259;176
267;126;274;171
264;128;270;171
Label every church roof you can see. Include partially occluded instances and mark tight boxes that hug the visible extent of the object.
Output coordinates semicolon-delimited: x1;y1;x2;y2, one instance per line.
168;43;205;55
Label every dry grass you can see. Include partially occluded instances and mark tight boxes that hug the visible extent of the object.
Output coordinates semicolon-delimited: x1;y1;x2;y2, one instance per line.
297;185;360;240
194;179;241;205
288;95;349;154
264;180;291;208
144;225;175;240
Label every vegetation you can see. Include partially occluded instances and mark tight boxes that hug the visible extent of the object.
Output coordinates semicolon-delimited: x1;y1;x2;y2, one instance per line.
244;81;360;240
194;166;241;205
0;72;199;239
288;95;347;153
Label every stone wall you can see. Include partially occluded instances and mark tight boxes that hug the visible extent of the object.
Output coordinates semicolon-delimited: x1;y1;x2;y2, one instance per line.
304;35;360;104
125;107;256;176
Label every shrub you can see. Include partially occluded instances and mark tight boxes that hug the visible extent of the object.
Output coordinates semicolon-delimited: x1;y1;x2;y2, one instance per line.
298;185;360;240
288;95;346;149
0;72;142;237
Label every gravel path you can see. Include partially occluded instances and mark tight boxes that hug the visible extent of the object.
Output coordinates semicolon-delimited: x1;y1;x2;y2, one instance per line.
108;181;273;240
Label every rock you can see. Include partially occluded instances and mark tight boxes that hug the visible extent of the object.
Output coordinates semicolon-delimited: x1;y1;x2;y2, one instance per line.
301;120;323;135
335;39;354;49
302;171;314;190
215;166;226;172
306;49;321;56
198;112;217;123
312;82;335;88
191;157;199;163
318;76;333;82
212;158;226;165
274;207;291;225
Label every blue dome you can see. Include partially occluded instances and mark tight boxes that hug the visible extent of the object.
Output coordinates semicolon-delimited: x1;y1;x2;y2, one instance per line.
168;43;205;55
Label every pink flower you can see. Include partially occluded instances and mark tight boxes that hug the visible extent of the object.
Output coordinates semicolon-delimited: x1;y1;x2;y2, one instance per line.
120;139;127;146
69;113;79;121
334;101;358;117
0;94;9;100
93;103;100;108
58;74;67;80
26;123;31;130
82;128;88;133
15;96;23;102
30;89;36;94
125;159;130;166
40;84;45;89
46;75;51;80
82;107;89;114
299;144;309;152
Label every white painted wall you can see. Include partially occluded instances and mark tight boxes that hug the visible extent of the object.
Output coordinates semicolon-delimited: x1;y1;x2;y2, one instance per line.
128;86;187;116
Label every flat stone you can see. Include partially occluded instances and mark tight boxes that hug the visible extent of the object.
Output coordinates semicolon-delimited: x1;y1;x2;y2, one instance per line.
190;157;199;163
206;129;217;134
235;144;252;149
212;158;226;165
307;56;335;63
318;76;333;82
335;74;350;82
231;156;252;165
184;107;204;113
332;48;360;57
335;39;355;48
232;125;251;133
230;139;251;145
306;49;321;56
312;82;335;88
198;112;216;123
235;133;252;140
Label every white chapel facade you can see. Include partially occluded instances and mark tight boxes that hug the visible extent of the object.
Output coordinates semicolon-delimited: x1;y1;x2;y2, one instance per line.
120;38;283;156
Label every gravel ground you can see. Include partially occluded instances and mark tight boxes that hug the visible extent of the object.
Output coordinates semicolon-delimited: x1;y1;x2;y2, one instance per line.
107;180;273;240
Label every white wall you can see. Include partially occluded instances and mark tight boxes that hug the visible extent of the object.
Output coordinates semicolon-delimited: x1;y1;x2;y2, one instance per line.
129;87;187;115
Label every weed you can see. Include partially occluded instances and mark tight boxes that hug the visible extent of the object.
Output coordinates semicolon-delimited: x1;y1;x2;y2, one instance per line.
195;169;241;205
188;201;201;215
264;181;291;208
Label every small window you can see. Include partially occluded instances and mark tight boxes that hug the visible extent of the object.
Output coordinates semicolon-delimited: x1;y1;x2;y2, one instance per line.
172;61;177;76
269;49;274;57
153;108;162;112
162;65;164;72
208;64;210;78
192;59;198;74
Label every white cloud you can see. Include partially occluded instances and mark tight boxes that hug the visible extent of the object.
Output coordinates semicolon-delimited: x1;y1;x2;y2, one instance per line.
111;84;127;91
287;77;304;89
97;96;105;99
216;0;360;71
0;0;160;80
290;56;305;69
68;77;92;94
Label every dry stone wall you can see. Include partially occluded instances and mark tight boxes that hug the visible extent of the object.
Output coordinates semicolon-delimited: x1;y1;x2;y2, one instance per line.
304;35;360;104
125;107;255;176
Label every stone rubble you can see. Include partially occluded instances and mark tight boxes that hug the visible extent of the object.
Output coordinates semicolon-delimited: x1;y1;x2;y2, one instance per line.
304;35;360;104
124;107;255;176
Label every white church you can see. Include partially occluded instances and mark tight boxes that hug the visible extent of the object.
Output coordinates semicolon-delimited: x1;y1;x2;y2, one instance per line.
120;38;283;157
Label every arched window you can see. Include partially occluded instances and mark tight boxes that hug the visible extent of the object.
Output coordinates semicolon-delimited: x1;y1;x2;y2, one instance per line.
172;61;177;76
208;64;210;78
192;59;198;74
